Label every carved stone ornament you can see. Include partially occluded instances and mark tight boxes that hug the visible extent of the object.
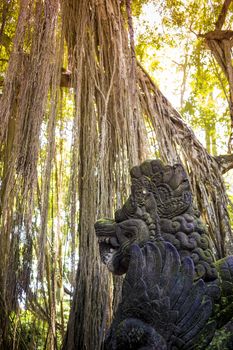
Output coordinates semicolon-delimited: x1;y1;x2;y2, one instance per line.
95;159;233;349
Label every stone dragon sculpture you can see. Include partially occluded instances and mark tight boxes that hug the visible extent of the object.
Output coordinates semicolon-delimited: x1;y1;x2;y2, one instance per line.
95;159;233;349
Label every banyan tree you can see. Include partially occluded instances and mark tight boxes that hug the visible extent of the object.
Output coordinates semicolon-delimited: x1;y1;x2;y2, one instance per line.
0;0;233;349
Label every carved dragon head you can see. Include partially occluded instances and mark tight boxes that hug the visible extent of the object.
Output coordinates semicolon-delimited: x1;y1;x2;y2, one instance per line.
95;159;193;275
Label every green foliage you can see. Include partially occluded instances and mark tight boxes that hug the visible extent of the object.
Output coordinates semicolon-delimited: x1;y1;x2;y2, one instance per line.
132;0;148;17
134;0;231;155
0;1;19;81
12;311;48;349
206;327;233;350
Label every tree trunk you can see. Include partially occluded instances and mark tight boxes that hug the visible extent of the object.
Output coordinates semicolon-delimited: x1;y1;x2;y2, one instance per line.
63;1;232;349
0;1;60;346
62;0;147;348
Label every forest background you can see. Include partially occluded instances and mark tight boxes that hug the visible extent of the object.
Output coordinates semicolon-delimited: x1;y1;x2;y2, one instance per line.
1;0;233;349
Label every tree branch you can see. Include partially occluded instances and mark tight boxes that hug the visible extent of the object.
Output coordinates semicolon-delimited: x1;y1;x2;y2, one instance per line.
198;30;233;40
215;154;233;174
0;69;72;89
215;0;233;30
137;60;233;176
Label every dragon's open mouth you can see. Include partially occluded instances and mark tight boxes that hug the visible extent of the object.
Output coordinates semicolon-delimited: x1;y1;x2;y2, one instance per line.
97;236;130;274
98;236;119;264
95;219;125;273
95;218;151;275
